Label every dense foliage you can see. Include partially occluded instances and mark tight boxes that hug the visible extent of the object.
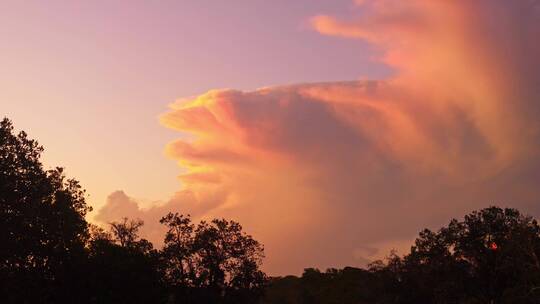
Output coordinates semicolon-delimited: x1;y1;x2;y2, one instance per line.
0;118;266;304
262;207;540;304
2;117;540;303
160;213;267;303
0;118;91;303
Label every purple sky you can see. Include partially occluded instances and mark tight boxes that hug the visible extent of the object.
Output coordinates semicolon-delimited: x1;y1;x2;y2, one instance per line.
1;0;390;212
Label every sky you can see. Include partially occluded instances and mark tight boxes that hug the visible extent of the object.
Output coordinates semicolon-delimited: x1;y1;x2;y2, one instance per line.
1;0;389;211
2;0;540;275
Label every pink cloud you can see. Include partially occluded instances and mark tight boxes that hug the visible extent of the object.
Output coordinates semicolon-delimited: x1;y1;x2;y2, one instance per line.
96;1;540;275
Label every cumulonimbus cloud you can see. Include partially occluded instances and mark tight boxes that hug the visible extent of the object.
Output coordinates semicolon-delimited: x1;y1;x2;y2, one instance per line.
96;0;540;275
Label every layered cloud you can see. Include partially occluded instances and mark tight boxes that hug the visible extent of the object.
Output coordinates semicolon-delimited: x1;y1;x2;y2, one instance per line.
96;0;540;275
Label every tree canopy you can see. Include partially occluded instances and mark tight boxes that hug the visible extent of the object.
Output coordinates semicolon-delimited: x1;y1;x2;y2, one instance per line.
160;213;267;303
392;206;540;303
0;117;91;303
262;207;540;304
0;118;267;303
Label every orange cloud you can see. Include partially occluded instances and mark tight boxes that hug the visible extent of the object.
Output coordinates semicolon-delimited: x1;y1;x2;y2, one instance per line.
96;1;540;275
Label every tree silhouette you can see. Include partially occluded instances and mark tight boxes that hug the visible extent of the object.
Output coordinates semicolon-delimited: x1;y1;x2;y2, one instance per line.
160;213;196;295
84;219;163;304
160;212;268;303
445;207;540;302
373;207;540;304
109;217;154;252
0;118;91;303
263;207;540;304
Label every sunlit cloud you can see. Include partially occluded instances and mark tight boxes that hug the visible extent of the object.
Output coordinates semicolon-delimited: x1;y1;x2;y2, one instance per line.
96;0;540;275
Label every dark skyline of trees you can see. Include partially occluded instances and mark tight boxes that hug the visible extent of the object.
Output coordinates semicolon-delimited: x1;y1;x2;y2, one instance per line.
263;206;540;304
2;117;540;303
0;118;266;303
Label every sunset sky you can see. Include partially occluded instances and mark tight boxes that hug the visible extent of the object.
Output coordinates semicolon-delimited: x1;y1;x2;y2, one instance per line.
2;0;539;275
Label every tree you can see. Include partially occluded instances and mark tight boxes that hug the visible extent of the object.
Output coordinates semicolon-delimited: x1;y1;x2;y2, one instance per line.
382;206;540;304
109;217;155;252
160;213;196;294
0;117;268;303
262;267;387;304
0;118;91;303
160;213;268;303
446;207;540;303
261;207;540;304
84;219;163;304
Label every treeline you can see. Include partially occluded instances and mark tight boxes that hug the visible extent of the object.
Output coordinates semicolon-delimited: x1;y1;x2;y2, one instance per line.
263;206;540;303
0;118;265;304
2;117;540;304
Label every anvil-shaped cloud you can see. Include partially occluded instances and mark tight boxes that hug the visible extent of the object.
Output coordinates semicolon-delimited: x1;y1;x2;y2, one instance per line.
96;0;540;275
